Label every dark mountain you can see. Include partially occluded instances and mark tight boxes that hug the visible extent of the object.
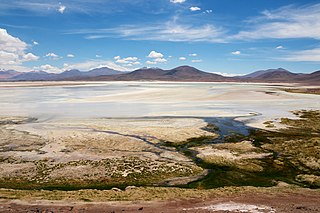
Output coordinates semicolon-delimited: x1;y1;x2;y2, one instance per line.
307;70;320;78
242;68;290;78
253;70;300;80
241;68;319;84
92;66;229;82
1;67;126;81
57;69;82;79
57;67;126;80
12;71;57;81
165;66;225;80
87;67;124;76
0;70;21;79
1;66;319;84
296;70;320;84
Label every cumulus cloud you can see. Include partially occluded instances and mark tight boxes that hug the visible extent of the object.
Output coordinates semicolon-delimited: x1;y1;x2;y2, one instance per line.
34;64;61;73
45;52;60;59
58;5;66;14
203;10;213;14
231;51;241;55
22;53;39;62
276;45;284;49
179;57;186;60
189;53;197;57
146;51;167;65
63;60;132;71
32;41;39;45
154;58;167;63
114;56;140;66
0;28;39;71
67;54;75;58
148;51;164;59
170;0;186;4
146;61;157;65
190;6;201;11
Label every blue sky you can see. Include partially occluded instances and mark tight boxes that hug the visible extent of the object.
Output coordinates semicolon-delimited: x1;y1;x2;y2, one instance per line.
1;0;320;75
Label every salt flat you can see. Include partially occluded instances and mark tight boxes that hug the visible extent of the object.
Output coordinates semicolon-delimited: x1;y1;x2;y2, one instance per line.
0;81;319;127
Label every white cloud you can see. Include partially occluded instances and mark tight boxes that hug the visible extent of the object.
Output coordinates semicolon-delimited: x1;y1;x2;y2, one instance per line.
276;45;284;49
58;5;66;14
232;3;320;40
75;19;226;43
45;53;58;57
148;50;164;59
116;59;130;64
0;28;38;71
190;6;201;11
281;48;320;62
212;72;245;77
146;50;167;64
64;60;131;71
22;53;39;62
189;53;197;57
154;58;167;63
67;54;75;58
45;52;60;59
96;54;102;58
146;60;157;65
34;64;61;73
191;59;202;63
203;10;213;14
33;41;39;45
124;56;138;61
231;51;241;55
170;0;186;4
114;56;140;66
179;57;186;60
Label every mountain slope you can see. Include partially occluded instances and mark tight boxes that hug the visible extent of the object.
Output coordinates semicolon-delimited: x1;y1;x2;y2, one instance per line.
1;66;319;84
12;71;57;81
243;68;291;78
253;70;299;80
87;67;124;76
92;66;229;82
2;67;125;81
0;70;21;80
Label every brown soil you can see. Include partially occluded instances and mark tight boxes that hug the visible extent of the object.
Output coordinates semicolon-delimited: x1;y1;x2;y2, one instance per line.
1;191;319;213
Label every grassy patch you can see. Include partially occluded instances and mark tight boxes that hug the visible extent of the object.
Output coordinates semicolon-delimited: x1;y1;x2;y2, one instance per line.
188;110;320;189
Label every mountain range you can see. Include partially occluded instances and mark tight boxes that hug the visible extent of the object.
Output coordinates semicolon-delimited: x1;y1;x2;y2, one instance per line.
0;66;319;84
0;67;124;81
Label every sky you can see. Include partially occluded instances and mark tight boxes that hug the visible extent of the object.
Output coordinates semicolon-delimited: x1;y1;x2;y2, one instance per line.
1;0;320;75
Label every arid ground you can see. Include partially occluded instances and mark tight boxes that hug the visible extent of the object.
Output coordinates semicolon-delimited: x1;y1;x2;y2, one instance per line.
0;82;319;212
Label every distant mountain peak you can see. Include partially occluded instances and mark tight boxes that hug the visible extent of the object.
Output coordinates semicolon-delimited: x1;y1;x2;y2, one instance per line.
243;68;291;78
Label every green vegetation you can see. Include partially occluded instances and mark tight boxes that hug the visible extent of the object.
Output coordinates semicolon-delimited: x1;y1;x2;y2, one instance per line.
263;121;275;128
1;111;319;190
0;157;202;190
186;110;320;189
283;88;320;95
